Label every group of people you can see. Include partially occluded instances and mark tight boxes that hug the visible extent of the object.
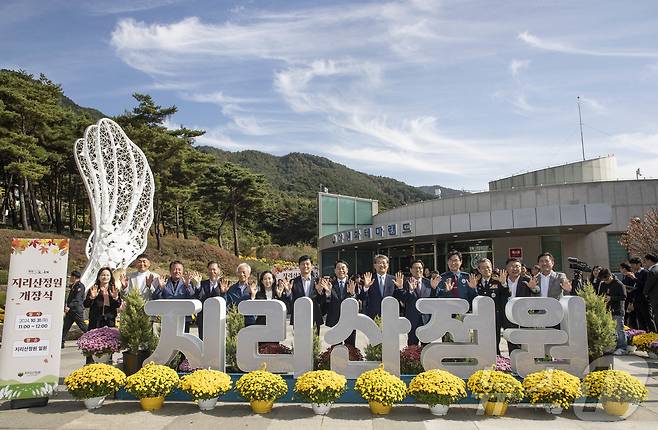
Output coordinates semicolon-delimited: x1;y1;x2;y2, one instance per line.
61;249;658;358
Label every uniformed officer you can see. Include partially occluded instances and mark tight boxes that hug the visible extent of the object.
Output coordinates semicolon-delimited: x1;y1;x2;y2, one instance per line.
475;258;510;355
61;270;88;348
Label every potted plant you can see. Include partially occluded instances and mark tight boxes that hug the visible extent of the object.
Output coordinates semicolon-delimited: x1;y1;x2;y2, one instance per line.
408;369;467;416
582;370;648;416
631;332;658;357
495;355;512;373
467;369;524;416
124;362;179;411
400;346;424;375
522;369;582;414
354;365;407;415
119;289;158;375
294;370;347;414
180;369;233;411
236;366;288;413
64;363;126;409
77;327;122;363
577;284;616;366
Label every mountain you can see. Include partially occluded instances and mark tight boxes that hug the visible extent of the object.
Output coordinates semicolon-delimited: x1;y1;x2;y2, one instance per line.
60;94;106;120
416;185;468;199
198;146;437;210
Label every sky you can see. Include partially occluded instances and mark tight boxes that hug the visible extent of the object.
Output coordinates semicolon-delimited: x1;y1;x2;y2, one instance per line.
2;0;658;191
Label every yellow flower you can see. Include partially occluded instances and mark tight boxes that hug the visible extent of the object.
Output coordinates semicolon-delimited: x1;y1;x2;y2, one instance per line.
180;369;232;400
64;364;126;399
408;369;466;406
354;366;406;406
467;369;524;403
124;362;179;398
522;369;581;409
236;370;287;401
294;370;347;404
582;370;647;404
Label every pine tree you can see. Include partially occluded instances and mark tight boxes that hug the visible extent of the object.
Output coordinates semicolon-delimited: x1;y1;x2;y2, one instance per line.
119;289;158;353
225;305;245;372
577;283;616;362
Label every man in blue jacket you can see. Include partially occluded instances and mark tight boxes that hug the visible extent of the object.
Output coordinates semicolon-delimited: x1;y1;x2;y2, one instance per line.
438;250;479;305
225;262;258;326
152;260;195;332
360;254;397;319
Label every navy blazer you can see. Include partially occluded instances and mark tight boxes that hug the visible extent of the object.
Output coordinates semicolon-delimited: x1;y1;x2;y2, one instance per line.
226;282;256;326
151;278;195;300
288;276;325;327
196;279;223;303
360;273;396;319
254;286;290;325
325;278;357;327
438;271;478;304
66;281;86;313
393;277;437;327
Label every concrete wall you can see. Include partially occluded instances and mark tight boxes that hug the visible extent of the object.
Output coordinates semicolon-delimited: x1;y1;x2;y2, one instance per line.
492;235;541;268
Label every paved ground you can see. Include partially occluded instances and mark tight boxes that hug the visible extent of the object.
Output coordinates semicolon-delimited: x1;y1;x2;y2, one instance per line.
1;326;657;429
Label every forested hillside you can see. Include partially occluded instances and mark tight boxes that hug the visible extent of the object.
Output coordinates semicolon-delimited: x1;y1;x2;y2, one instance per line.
0;69;452;255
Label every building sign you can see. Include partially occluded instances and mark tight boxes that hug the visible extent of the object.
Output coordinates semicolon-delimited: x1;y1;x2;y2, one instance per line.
331;221;414;244
144;295;588;379
509;247;523;259
0;239;69;400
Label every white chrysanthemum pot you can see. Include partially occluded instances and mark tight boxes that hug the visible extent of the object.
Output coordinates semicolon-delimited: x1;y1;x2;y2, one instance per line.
311;402;332;415
429;404;449;416
93;353;112;364
544;404;563;415
198;398;218;411
83;396;106;409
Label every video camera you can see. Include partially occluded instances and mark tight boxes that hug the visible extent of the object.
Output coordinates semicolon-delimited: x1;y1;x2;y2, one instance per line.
568;257;592;273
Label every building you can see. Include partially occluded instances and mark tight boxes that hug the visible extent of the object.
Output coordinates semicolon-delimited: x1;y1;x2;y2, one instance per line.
317;156;658;277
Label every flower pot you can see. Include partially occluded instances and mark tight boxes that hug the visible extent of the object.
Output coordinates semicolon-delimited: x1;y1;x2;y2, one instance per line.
368;401;392;415
647;351;657;359
626;345;637;353
198;398;218;411
93;353;112;364
603;401;629;416
484;401;508;416
544;404;563;415
83;396;106;410
429;404;449;416
139;396;165;411
122;350;151;376
250;400;274;414
311;402;332;415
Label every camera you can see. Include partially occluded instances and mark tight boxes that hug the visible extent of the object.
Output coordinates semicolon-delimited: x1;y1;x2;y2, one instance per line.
568;257;592;273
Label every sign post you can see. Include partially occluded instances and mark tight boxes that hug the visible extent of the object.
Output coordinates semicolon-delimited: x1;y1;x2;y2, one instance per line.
0;239;69;408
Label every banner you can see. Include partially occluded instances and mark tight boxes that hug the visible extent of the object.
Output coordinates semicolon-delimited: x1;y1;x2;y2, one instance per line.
0;239;69;400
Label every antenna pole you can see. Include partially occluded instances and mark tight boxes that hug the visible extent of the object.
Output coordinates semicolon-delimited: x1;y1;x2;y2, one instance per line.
577;96;585;161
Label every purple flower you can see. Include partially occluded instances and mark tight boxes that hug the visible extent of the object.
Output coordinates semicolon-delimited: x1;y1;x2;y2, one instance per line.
495;355;512;372
625;329;646;339
77;327;121;356
178;359;201;373
650;340;658;350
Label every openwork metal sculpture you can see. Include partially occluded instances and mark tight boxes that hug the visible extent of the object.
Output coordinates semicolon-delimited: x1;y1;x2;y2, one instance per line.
74;118;155;289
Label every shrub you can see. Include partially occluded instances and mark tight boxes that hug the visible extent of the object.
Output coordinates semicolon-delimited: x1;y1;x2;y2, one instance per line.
226;305;245;372
258;343;292;354
522;369;582;409
354;366;407;406
294;370;347;404
467;369;524;404
180;369;233;400
577;283;616;361
124;362;179;398
77;327;121;357
400;345;423;375
64;364;126;399
408;369;467;406
316;344;364;370
119;289;158;353
582;370;648;404
236;369;288;401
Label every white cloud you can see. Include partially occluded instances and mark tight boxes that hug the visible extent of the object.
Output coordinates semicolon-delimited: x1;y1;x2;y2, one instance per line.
518;31;658;58
509;59;530;77
578;96;606;114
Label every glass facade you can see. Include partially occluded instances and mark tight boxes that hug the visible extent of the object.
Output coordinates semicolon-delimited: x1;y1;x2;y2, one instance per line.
318;193;377;239
607;233;629;267
541;235;563;272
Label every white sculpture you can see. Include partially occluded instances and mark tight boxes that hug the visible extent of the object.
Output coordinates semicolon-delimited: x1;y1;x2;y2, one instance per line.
74;118;155;288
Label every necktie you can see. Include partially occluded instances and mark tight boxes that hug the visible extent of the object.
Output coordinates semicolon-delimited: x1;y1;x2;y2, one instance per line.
339;281;344;297
452;273;460;298
379;276;385;296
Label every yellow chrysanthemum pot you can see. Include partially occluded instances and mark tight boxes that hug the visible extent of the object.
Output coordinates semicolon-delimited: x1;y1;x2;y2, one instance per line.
484;400;508;416
139;396;165;411
250;400;274;414
369;401;392;415
603;401;629;416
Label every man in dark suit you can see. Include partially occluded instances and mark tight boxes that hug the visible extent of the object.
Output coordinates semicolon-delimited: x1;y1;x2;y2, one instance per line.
643;254;658;333
61;270;88;348
438;250;479;305
225;262;258;326
284;255;326;336
629;257;654;332
195;261;230;339
535;252;572;299
475;258;509;355
393;260;440;346
500;257;539;354
325;260;358;345
359;254;396;319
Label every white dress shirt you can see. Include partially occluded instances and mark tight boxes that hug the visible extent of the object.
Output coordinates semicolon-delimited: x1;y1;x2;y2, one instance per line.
540;272;551;297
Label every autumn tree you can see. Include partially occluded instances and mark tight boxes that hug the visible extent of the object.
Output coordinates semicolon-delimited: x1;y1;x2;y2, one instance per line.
620;209;658;258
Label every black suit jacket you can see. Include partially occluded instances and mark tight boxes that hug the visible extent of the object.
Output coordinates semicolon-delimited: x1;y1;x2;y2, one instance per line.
66;281;86;313
476;278;510;322
289;276;325;327
359;273;396;319
645;264;658;302
196;279;223;303
393;277;436;327
325;278;357;327
254;286;291;325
